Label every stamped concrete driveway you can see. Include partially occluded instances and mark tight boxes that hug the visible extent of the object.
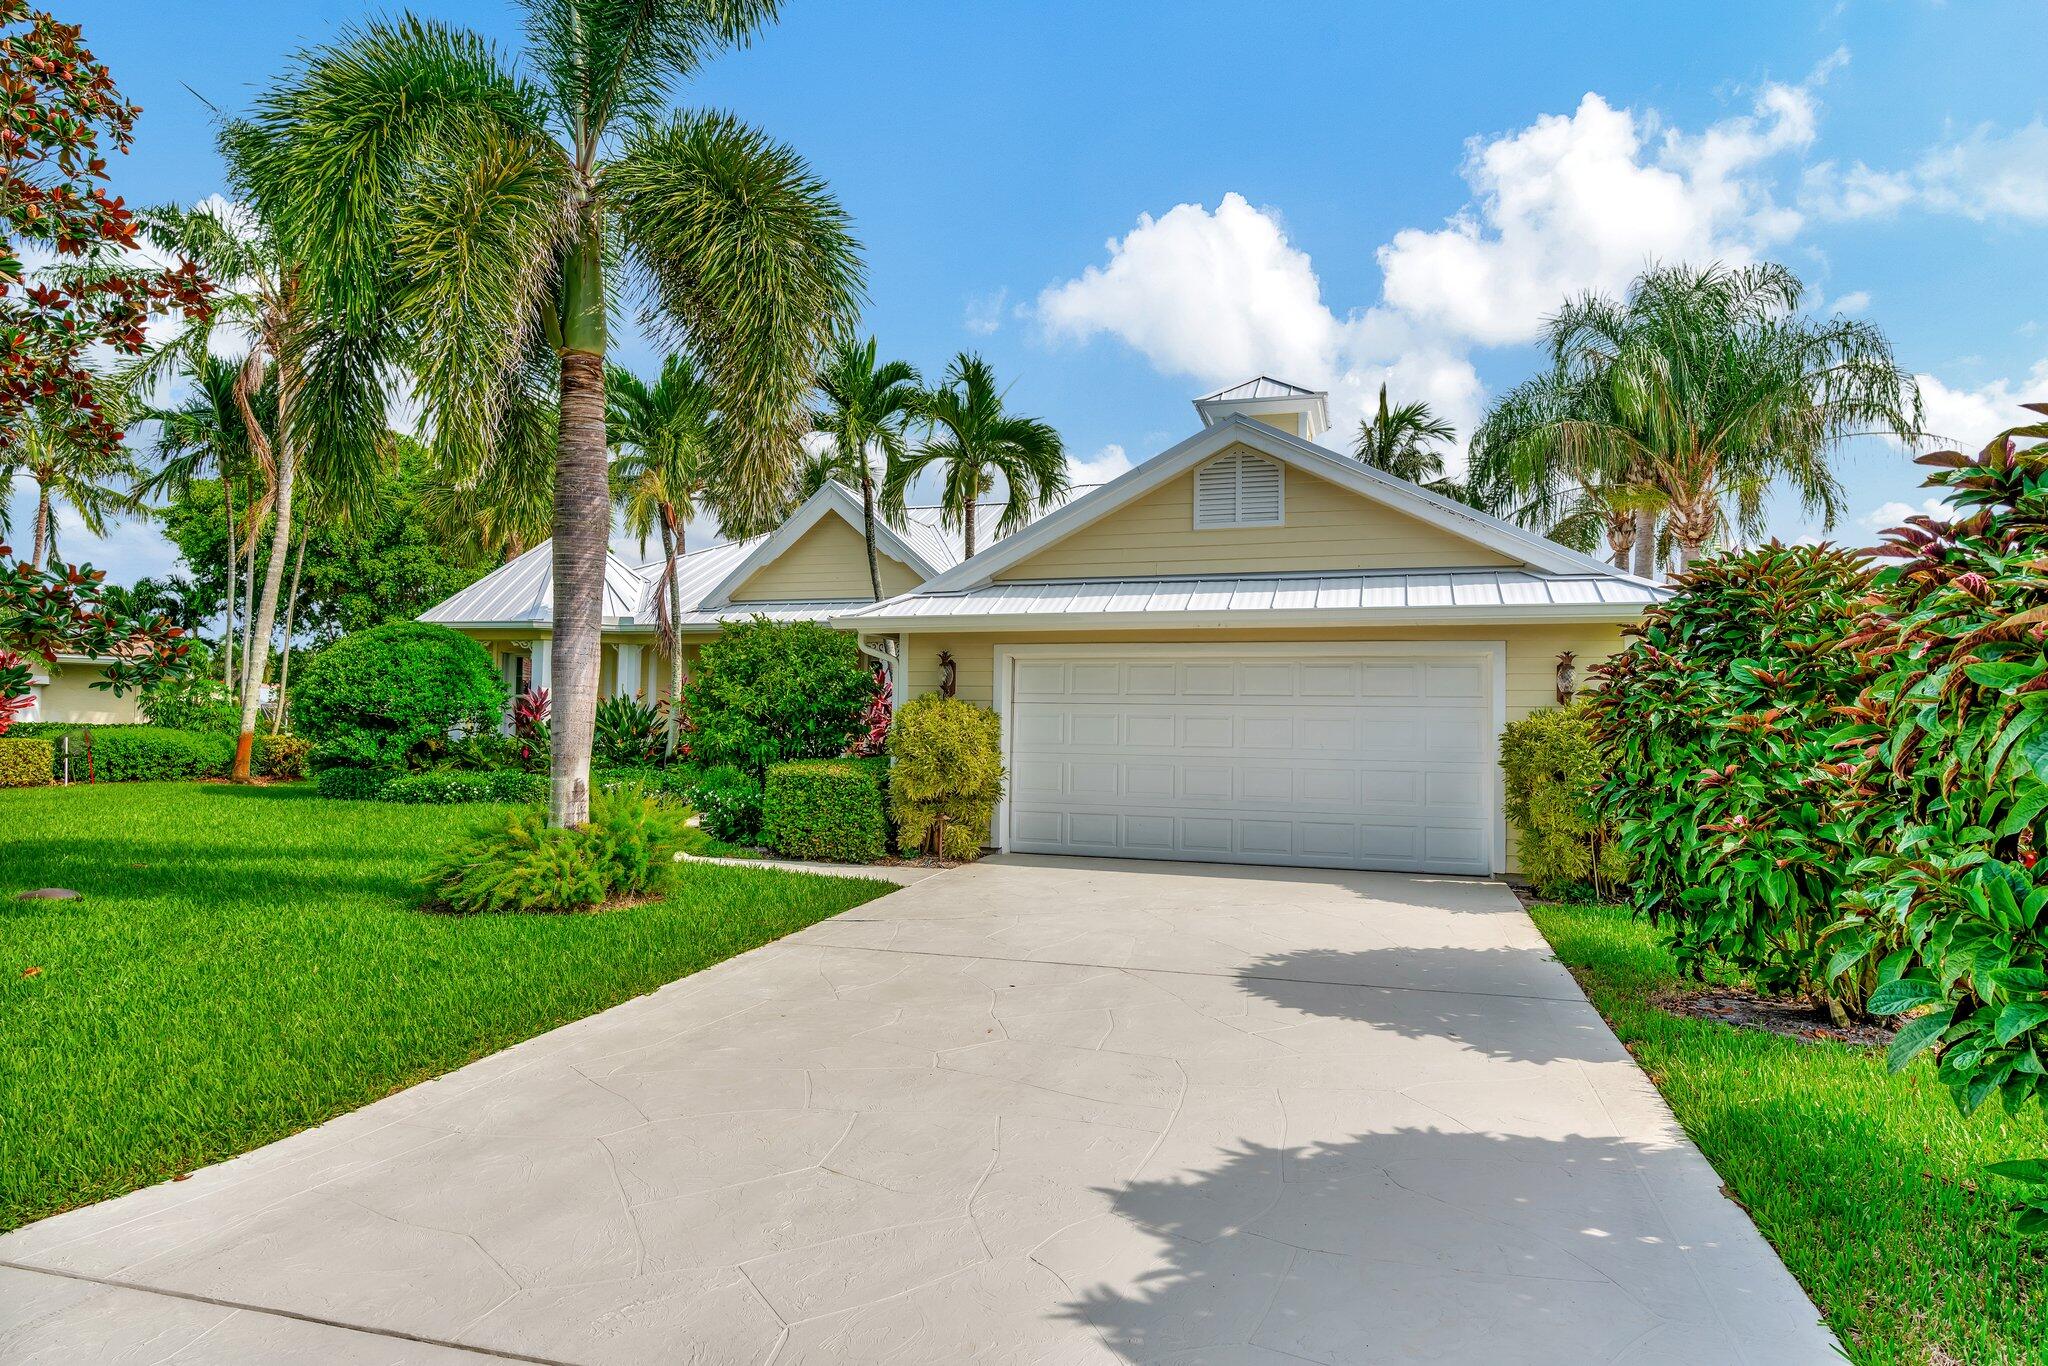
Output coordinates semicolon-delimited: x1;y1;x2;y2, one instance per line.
0;856;1838;1365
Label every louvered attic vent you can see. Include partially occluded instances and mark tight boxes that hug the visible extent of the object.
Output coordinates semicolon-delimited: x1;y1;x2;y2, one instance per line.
1192;451;1284;529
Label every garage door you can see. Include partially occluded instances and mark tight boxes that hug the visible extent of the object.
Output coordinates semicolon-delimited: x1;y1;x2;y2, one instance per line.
1005;649;1497;874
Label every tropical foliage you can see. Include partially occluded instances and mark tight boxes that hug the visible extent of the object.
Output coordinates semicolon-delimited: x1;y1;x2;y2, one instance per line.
884;352;1066;559
240;0;862;826
812;335;921;597
1471;263;1918;576
1498;704;1628;901
422;783;688;915
0;548;194;736
1350;382;1463;499
290;622;503;775
887;693;1003;860
683;617;876;777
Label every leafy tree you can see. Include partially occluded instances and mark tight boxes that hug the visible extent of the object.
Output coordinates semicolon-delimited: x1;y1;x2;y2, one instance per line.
811;335;921;599
608;355;720;755
884;352;1066;560
0;0;211;464
240;1;863;826
1473;262;1919;575
1350;382;1463;498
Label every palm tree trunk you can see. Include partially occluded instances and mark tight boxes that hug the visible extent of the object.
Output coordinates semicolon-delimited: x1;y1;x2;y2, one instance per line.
30;486;49;567
220;475;237;688
1630;508;1657;580
237;512;258;700
271;534;308;736
659;511;683;758
548;213;610;828
860;466;883;600
962;470;978;561
1605;508;1636;570
234;429;297;780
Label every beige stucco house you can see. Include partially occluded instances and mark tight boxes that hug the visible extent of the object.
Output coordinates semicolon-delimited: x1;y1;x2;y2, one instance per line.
19;655;146;725
425;378;1663;876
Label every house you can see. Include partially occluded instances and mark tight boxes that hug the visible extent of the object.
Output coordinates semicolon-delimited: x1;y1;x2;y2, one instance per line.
18;654;147;725
420;478;961;705
423;377;1663;877
838;378;1664;877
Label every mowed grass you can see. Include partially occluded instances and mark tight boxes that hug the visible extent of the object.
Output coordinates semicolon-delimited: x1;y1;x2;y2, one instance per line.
0;782;895;1233
1532;901;2048;1366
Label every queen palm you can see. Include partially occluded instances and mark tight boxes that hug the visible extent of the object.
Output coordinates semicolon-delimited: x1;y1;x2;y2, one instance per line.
1473;262;1918;576
812;336;920;599
608;355;720;756
884;353;1067;561
1351;383;1459;493
243;3;861;825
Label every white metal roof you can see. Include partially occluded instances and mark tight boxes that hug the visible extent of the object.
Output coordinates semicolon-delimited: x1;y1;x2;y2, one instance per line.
1197;376;1323;402
837;567;1665;630
419;540;650;628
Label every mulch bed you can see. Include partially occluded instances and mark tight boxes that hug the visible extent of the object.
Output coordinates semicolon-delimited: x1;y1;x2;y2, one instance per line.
1653;984;1896;1047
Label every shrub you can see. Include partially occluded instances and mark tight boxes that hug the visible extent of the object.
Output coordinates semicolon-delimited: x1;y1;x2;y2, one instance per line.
139;666;237;733
684;617;876;776
1587;543;1880;1015
594;695;664;766
80;726;233;782
254;733;310;780
314;767;389;801
291;623;504;774
684;762;764;844
420;782;686;914
888;694;1002;861
0;737;52;787
380;770;550;804
763;758;888;862
1499;706;1627;900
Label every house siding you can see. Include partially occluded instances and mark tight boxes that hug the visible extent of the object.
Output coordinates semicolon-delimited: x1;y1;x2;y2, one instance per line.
733;515;924;602
31;662;145;725
895;622;1630;872
993;445;1520;582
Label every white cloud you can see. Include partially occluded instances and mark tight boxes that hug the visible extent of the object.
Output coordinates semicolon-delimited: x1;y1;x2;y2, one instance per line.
1067;443;1133;488
1829;289;1872;314
963;288;1008;336
1916;359;2048;450
1861;496;1948;530
1805;120;2048;223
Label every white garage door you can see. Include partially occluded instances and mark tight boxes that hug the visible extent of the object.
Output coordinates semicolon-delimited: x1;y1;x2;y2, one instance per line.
1005;648;1498;875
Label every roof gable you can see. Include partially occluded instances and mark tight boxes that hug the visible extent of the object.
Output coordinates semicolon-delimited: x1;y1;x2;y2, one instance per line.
702;481;944;609
915;416;1647;593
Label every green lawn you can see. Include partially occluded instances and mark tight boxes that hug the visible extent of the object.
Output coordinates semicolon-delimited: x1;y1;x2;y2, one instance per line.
1532;901;2048;1366
0;782;894;1233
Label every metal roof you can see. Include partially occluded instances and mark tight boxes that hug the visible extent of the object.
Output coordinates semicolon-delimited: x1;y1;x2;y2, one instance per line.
419;541;650;627
1197;376;1324;402
837;567;1666;628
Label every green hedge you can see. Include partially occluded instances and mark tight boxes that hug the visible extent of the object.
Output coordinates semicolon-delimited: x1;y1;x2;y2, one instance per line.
763;758;888;862
380;770;550;805
683;763;764;843
1499;705;1628;901
0;737;53;788
313;767;391;801
255;734;310;780
66;728;232;782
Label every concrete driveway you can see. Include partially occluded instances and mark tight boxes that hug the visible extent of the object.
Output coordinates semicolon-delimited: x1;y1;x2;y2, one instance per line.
1;856;1837;1364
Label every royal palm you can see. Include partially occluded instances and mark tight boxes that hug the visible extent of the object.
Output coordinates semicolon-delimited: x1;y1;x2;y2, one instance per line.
812;336;921;599
244;2;861;824
885;353;1067;561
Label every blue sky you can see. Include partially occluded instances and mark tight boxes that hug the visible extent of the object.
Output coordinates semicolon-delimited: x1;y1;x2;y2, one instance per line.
34;0;2048;582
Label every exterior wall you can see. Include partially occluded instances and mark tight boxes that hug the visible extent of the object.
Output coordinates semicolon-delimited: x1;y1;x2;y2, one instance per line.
32;661;146;725
994;445;1519;581
732;515;923;602
896;622;1631;871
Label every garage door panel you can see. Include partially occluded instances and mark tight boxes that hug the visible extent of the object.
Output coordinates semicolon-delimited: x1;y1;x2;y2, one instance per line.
1007;650;1496;875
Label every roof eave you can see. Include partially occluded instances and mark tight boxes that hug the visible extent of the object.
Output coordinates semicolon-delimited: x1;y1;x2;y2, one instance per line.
836;602;1654;632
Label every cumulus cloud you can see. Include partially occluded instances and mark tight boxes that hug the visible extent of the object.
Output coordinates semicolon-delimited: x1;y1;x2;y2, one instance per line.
1067;443;1134;488
1804;120;2048;223
1034;66;1837;470
963;287;1007;336
1829;289;1872;315
1915;358;2048;450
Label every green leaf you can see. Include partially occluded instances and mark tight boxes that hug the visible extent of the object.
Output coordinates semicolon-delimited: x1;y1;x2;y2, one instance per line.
1994;1002;2048;1046
1868;977;1946;1016
1886;1009;1954;1071
1966;661;2038;690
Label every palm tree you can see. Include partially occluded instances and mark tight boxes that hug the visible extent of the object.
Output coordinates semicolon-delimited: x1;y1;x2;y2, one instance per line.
608;355;720;757
1351;383;1461;495
7;395;141;568
812;336;921;599
884;353;1067;560
242;4;862;826
1473;262;1919;576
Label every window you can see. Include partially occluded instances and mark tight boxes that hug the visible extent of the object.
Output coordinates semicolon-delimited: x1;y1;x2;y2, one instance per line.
1192;451;1284;529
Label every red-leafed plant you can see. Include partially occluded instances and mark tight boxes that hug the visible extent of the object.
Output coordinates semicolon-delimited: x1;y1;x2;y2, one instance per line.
511;687;551;763
847;666;891;757
0;545;193;735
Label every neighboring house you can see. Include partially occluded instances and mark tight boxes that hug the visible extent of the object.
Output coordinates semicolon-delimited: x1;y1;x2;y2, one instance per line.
422;378;1664;877
17;654;147;725
839;377;1666;877
420;478;961;705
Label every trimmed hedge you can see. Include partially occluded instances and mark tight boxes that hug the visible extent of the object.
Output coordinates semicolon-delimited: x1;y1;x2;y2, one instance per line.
0;737;53;788
763;758;888;862
73;727;232;782
293;622;504;772
381;770;550;805
888;695;1003;861
313;767;391;801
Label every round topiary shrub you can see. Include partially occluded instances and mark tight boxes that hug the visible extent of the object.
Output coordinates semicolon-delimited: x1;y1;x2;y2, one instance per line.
291;622;505;774
684;617;876;776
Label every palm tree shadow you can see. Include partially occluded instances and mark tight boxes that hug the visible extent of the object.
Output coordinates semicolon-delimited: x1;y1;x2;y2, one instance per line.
1053;1127;1803;1362
1235;947;1620;1065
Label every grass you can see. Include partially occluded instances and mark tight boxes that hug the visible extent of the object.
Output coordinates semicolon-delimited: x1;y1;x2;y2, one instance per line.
1532;900;2048;1366
0;781;895;1234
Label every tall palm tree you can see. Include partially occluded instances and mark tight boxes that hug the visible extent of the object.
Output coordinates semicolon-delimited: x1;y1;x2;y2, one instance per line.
608;355;720;756
812;336;920;599
8;395;141;568
1351;383;1461;495
884;353;1067;560
1472;262;1919;576
242;3;862;825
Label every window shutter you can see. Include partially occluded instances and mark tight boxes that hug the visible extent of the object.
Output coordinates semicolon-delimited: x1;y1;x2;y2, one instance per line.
1192;452;1284;529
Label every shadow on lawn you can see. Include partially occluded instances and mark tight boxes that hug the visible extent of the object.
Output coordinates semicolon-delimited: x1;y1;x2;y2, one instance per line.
0;835;427;911
1234;947;1616;1065
1053;1126;1781;1361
